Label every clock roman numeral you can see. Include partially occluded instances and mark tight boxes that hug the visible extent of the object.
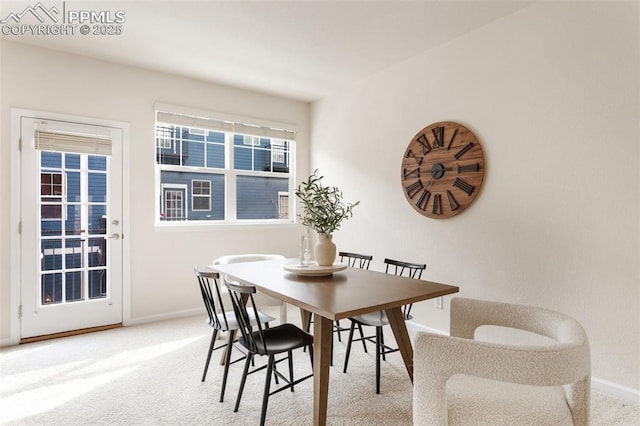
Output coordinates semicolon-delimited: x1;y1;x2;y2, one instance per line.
454;142;474;159
416;189;431;211
405;180;423;199
405;149;423;165
453;177;475;196
432;193;442;215
457;163;480;173
446;128;458;150
416;134;431;155
403;168;420;179
432;126;444;148
446;190;460;211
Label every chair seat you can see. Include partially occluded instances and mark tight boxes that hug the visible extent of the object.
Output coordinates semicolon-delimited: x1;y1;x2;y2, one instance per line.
446;375;573;426
351;311;389;327
239;323;313;355
207;310;275;332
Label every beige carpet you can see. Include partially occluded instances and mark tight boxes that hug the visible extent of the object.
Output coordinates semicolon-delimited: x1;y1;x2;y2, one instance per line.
1;306;638;425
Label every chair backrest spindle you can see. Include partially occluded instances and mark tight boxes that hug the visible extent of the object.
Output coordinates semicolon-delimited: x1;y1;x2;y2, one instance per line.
339;251;373;270
225;280;268;355
383;258;426;320
194;265;232;330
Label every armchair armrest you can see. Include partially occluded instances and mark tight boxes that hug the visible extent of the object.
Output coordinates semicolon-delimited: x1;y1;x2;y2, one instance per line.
413;332;590;425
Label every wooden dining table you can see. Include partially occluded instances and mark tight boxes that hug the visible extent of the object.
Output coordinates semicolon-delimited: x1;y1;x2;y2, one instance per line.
211;258;459;426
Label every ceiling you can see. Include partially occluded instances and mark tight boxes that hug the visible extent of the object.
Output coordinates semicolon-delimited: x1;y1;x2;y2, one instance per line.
1;1;532;102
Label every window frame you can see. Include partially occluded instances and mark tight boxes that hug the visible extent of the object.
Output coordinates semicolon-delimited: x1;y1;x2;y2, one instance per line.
191;179;211;212
154;105;297;229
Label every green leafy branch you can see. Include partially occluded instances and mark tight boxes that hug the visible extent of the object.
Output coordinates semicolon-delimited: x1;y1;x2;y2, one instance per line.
295;170;360;236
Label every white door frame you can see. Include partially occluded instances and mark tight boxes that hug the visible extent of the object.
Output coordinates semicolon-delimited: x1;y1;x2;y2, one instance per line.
9;108;131;345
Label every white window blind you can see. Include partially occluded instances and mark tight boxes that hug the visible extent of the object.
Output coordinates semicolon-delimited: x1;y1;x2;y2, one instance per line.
156;111;296;141
35;130;112;156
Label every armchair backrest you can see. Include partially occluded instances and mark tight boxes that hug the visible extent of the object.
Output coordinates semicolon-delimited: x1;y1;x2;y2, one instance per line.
449;297;591;424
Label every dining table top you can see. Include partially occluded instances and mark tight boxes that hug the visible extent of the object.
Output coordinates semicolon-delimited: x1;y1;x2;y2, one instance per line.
210;258;459;320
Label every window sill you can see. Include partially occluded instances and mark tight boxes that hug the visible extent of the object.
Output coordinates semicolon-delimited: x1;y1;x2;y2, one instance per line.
154;219;298;232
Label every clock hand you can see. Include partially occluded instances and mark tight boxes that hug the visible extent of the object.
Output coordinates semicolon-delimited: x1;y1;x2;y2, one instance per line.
424;175;436;190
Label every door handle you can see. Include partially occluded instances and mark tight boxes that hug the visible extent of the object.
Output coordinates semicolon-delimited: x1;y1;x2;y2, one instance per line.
106;233;120;240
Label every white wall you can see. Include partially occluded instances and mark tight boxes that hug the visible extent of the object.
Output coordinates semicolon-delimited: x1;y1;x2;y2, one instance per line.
0;41;309;338
312;2;639;392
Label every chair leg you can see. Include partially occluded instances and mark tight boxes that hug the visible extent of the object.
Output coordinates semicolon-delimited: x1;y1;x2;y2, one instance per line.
357;323;368;353
330;332;334;366
375;326;381;394
219;330;235;402
260;355;275;426
288;350;295;392
343;320;356;373
234;353;253;413
201;329;218;382
380;328;386;361
220;330;236;366
335;320;342;342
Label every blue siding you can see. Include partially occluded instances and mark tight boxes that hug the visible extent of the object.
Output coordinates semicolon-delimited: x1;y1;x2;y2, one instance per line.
236;175;288;220
160;171;225;220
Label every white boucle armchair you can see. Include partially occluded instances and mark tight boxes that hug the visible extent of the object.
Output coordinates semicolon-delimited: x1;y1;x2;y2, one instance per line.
413;297;590;425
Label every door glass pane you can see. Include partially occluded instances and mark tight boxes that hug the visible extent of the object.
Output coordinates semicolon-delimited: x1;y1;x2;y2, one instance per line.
65;153;80;170
88;237;106;267
65;271;83;302
66;171;81;202
88;205;106;234
88;173;107;203
41;219;62;237
89;269;106;299
41;239;62;270
41;273;62;305
65;239;82;269
88;155;106;171
65;205;81;235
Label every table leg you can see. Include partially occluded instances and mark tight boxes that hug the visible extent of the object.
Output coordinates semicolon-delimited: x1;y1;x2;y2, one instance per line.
300;309;312;331
219;329;236;366
313;315;332;426
385;307;413;381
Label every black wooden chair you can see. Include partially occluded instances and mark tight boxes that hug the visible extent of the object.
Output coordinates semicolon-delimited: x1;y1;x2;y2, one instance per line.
342;258;426;394
334;252;373;342
225;279;314;426
194;265;275;402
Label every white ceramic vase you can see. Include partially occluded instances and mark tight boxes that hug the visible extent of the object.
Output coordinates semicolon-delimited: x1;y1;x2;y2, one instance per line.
315;233;336;266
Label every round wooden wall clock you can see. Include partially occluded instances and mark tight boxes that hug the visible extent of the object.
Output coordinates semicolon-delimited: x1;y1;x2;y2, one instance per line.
401;121;485;219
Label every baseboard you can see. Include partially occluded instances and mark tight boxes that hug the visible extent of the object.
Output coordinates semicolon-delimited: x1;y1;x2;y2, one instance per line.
592;377;640;405
406;321;640;405
0;336;20;347
124;307;202;326
406;320;447;336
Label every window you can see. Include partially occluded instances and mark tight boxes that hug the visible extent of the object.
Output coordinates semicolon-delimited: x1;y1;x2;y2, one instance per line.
164;189;185;220
192;180;211;211
41;172;63;220
155;108;296;225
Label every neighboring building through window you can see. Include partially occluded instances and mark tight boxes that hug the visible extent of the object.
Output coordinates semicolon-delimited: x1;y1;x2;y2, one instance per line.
192;179;211;211
155;108;296;224
40;172;63;220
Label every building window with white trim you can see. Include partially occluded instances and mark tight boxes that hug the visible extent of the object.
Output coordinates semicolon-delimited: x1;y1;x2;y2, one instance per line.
192;179;211;211
155;108;296;224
